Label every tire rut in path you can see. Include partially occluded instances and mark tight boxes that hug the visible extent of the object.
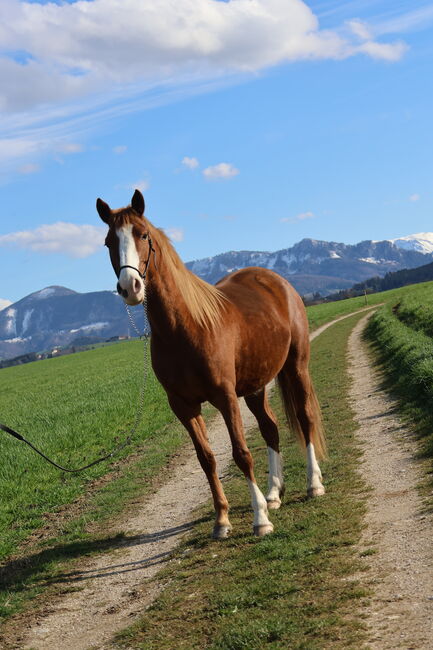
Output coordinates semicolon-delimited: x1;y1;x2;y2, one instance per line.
348;314;433;649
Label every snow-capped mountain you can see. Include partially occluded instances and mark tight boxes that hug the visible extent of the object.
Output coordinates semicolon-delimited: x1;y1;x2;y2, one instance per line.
186;234;433;296
0;286;144;361
388;233;433;255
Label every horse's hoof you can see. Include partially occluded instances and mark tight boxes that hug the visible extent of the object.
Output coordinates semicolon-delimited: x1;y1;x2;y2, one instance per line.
307;486;325;498
266;498;281;510
212;525;232;540
253;523;274;537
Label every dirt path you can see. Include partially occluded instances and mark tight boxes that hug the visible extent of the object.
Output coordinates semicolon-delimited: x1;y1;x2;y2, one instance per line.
348;314;433;649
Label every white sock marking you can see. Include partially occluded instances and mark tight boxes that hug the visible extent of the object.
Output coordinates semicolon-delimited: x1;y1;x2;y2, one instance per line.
247;479;272;527
307;442;324;493
267;447;283;503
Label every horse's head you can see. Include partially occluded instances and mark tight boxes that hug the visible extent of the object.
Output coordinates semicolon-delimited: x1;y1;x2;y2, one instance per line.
97;189;152;306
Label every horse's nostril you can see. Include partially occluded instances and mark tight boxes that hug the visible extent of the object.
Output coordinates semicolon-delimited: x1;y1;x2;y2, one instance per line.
133;278;141;294
117;282;128;298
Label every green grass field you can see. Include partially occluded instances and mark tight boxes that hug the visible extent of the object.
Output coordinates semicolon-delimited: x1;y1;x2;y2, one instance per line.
0;341;178;559
0;340;194;618
306;284;409;331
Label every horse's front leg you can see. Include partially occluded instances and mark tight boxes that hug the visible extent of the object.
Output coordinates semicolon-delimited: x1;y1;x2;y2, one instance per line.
215;388;274;537
167;394;232;539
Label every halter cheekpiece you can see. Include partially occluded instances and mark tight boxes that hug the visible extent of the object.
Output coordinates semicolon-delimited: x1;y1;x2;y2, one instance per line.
118;234;156;281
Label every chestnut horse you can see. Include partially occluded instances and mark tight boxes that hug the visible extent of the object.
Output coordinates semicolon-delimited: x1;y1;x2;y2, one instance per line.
97;190;325;538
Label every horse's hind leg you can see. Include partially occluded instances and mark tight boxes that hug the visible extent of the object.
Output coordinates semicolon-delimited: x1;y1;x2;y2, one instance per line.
279;345;326;498
215;388;274;537
244;389;284;510
167;394;231;539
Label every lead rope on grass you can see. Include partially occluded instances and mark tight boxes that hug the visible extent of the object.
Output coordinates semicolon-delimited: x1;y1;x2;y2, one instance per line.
0;299;150;473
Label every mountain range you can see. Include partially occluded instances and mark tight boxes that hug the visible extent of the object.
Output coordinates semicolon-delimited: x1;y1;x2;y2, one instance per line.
1;232;433;361
186;233;433;296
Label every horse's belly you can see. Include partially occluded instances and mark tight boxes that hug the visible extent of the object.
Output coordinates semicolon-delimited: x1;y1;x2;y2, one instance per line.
234;336;290;397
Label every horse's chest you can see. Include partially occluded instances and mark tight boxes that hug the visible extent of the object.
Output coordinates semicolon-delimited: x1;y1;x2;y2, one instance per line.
151;342;211;398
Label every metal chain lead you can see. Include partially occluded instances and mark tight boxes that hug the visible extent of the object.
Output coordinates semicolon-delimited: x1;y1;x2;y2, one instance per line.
124;294;150;442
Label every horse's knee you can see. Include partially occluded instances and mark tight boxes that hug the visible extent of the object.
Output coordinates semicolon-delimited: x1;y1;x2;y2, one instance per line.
232;445;253;476
195;446;216;475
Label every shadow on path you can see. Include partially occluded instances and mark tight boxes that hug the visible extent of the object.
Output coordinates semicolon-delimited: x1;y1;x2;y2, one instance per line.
0;518;209;596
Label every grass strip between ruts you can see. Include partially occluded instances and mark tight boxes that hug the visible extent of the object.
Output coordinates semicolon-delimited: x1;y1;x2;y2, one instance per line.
365;298;433;500
113;311;370;650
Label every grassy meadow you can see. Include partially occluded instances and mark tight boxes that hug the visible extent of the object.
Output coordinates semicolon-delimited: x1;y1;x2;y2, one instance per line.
306;285;404;331
0;339;193;618
0;340;177;558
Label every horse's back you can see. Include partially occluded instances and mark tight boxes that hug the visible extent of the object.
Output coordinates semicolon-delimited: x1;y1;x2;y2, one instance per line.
216;266;305;327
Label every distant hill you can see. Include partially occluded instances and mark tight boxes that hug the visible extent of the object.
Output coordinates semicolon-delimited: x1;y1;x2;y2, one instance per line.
316;258;433;305
0;286;145;361
353;260;433;293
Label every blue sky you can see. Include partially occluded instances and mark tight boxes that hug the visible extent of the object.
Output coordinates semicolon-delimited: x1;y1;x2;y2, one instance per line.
1;0;433;305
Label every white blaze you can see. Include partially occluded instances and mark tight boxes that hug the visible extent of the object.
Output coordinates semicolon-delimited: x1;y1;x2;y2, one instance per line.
116;224;145;304
117;224;140;281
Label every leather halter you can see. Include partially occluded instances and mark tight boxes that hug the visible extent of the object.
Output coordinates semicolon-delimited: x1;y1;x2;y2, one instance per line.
118;234;156;282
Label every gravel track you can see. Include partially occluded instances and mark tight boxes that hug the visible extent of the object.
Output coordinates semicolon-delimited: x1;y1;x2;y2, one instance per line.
348;313;433;649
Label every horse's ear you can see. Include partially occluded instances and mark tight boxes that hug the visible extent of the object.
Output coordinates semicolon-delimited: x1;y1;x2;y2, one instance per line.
131;189;145;217
96;198;112;224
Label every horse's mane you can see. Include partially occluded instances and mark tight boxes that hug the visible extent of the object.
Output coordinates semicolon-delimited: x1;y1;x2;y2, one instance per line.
112;209;228;330
152;225;228;331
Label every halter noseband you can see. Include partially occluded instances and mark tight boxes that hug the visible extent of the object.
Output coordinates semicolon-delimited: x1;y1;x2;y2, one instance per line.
118;235;156;282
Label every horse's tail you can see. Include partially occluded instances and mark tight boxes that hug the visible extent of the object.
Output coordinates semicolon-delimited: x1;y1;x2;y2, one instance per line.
276;365;327;460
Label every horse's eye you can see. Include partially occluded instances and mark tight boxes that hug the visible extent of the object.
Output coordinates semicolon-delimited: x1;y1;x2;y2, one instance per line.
142;233;148;240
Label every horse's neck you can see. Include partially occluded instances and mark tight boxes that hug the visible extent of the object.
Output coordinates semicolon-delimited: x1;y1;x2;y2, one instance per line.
145;252;191;340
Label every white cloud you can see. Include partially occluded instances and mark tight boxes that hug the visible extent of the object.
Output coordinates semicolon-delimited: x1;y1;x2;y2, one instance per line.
164;227;184;242
0;1;407;113
0;0;410;172
113;145;127;154
280;211;315;224
56;142;84;154
356;40;408;62
409;193;420;202
18;163;40;175
182;156;199;170
0;223;106;258
347;19;373;41
130;178;150;193
203;162;239;180
0;298;12;311
375;6;433;36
